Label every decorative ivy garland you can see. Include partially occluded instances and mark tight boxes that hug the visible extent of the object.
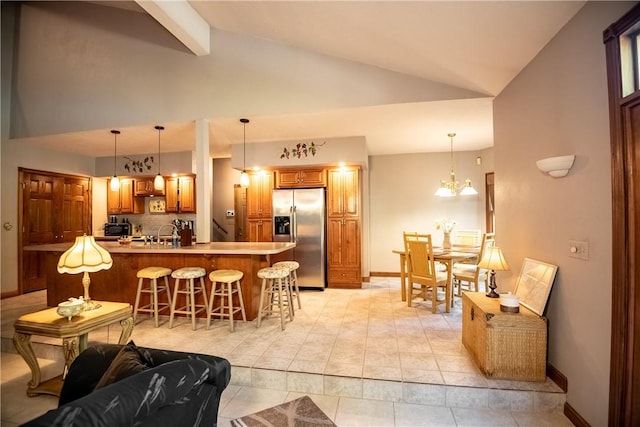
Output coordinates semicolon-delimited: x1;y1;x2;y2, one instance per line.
280;141;326;159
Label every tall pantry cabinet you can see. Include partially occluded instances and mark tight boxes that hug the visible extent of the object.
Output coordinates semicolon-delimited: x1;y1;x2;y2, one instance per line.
327;166;361;288
246;171;274;242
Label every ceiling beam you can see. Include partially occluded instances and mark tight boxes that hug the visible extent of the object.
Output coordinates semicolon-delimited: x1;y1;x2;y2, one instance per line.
135;0;210;56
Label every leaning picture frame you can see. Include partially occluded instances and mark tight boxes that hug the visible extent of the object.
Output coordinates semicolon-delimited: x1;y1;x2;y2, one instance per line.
514;258;558;316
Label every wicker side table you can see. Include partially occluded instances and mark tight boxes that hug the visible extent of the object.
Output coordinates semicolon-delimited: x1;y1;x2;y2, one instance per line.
462;292;547;382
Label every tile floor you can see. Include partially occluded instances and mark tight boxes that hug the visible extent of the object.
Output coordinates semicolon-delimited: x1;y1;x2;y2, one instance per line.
1;277;573;426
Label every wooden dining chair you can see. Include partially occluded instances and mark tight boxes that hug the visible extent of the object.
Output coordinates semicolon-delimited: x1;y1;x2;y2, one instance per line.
452;232;495;295
454;229;482;247
403;232;449;313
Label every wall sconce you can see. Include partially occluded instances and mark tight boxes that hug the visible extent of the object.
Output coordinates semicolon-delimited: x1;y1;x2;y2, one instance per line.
536;155;575;178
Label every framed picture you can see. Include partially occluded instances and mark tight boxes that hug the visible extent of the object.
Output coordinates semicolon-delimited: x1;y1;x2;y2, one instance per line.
149;199;166;214
514;258;558;316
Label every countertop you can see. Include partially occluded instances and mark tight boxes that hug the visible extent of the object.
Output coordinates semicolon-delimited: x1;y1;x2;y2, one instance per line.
23;241;296;255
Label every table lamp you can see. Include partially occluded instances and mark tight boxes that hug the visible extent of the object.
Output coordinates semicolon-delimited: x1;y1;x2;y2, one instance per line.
477;246;509;298
57;234;113;310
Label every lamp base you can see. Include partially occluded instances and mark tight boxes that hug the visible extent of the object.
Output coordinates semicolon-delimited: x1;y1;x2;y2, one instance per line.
485;270;499;298
82;299;101;311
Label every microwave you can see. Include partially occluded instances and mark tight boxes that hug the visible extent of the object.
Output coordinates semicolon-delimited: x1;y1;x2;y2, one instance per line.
104;223;131;236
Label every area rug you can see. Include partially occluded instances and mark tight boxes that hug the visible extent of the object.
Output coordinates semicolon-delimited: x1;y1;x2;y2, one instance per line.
230;395;337;427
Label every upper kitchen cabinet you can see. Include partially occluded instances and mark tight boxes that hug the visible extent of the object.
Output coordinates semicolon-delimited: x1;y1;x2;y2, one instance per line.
134;177;165;197
107;178;142;214
275;168;326;188
165;174;196;213
327;167;359;217
246;171;274;242
327;166;361;288
247;171;273;219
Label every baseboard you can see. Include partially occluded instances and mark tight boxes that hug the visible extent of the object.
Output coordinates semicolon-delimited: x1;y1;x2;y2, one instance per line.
1;290;20;299
564;402;590;427
369;272;399;277
547;363;568;392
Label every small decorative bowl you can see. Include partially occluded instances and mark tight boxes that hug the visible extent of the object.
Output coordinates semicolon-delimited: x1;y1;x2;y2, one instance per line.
118;236;132;245
57;298;84;320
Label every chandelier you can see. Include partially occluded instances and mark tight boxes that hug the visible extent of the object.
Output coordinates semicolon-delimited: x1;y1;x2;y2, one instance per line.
434;133;478;197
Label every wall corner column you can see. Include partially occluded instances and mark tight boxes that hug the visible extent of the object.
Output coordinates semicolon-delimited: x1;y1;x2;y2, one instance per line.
195;118;211;242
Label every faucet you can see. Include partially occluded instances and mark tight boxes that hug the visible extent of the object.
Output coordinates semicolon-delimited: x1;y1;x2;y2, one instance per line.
157;224;178;245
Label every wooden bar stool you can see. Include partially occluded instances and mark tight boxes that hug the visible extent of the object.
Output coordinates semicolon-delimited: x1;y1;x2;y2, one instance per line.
207;269;247;331
169;267;209;330
133;266;172;327
256;266;293;330
272;261;302;313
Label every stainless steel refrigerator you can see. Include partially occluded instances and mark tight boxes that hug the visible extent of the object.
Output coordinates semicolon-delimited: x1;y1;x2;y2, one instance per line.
272;188;326;289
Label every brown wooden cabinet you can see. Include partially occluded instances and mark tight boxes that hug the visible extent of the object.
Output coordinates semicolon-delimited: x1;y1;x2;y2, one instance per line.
165;175;196;213
326;167;361;287
246;171;274;241
248;218;273;242
275;168;326;188
134;177;165;196
107;178;141;214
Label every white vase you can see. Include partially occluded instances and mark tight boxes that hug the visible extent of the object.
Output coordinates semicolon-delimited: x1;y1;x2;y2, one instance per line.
443;232;452;250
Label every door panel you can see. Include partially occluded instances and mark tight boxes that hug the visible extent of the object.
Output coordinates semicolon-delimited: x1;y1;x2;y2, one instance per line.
20;169;91;294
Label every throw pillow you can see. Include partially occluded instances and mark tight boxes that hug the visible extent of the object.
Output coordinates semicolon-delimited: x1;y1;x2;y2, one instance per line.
94;342;149;389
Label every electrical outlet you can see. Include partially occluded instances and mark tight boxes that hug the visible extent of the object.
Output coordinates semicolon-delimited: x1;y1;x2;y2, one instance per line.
226;210;235;217
568;240;588;260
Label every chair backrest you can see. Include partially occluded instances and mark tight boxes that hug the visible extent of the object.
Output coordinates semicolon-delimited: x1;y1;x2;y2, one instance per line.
455;229;482;247
403;232;438;284
477;232;496;265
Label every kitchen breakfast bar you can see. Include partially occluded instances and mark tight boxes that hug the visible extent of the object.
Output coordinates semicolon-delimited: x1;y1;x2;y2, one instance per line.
23;242;295;321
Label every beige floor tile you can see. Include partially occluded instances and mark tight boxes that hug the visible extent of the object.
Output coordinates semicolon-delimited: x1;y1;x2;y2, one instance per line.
394;402;457;426
334;396;395;426
1;279;573;426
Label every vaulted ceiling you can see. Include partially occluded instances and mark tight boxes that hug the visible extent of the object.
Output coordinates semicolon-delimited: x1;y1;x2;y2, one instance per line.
12;1;586;158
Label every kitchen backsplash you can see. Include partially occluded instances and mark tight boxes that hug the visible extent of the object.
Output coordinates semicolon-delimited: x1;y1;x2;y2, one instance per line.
99;197;196;236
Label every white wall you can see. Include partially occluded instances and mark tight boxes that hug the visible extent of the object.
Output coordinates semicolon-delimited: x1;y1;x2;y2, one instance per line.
493;2;633;425
369;150;490;272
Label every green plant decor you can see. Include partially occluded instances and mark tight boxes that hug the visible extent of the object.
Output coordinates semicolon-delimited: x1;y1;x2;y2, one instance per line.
123;156;155;173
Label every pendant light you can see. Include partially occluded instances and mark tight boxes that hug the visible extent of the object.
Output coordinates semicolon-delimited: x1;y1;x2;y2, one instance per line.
109;130;121;191
435;133;478;197
153;125;165;192
239;118;250;188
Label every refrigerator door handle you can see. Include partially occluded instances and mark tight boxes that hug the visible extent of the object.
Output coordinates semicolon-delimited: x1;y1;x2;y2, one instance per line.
292;205;297;243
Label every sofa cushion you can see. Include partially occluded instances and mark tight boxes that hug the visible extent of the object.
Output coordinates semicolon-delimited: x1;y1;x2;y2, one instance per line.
94;342;149;389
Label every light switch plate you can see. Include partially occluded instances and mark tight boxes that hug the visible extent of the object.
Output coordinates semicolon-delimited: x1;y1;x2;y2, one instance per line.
568;240;588;260
226;210;235;217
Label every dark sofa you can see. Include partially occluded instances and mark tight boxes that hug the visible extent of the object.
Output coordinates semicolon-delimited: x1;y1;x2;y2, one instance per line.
22;343;231;427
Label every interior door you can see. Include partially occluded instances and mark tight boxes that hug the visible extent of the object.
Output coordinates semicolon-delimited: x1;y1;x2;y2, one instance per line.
604;4;640;425
19;169;91;294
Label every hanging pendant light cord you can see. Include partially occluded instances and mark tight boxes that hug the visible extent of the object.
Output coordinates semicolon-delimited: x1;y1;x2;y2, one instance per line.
113;133;117;174
155;125;164;174
111;130;120;176
240;118;249;172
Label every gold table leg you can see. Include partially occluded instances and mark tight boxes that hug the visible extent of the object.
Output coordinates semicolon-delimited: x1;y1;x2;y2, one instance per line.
13;332;40;395
118;316;134;344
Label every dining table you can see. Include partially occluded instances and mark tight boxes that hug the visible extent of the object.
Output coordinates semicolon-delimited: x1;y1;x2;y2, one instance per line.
392;246;478;311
